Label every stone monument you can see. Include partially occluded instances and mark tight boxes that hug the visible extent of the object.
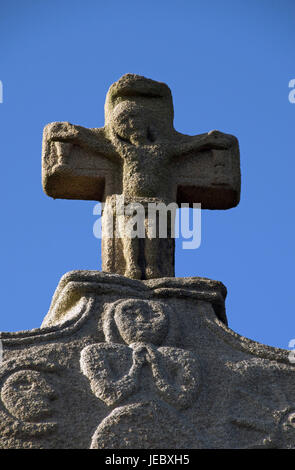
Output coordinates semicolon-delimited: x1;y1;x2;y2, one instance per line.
0;74;294;449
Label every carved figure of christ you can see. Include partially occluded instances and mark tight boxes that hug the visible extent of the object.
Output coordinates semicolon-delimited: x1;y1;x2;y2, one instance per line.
42;74;240;279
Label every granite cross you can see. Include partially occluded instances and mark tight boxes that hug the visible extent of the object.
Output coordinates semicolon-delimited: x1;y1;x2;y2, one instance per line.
42;74;240;280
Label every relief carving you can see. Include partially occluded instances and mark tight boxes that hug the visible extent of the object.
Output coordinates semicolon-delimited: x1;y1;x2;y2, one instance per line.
0;365;60;439
80;298;201;448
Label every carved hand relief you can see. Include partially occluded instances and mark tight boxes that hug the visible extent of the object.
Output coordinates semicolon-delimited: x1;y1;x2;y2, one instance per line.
80;298;201;448
0;368;59;437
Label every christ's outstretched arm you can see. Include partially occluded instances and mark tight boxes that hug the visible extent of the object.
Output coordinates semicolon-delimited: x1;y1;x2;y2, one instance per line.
168;130;238;159
43;121;119;161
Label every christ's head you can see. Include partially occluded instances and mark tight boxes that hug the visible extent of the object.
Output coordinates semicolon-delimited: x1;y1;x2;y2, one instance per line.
104;74;175;144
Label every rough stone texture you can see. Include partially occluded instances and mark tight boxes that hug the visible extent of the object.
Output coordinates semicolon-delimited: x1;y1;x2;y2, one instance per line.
0;271;294;449
1;74;292;450
101;195;176;279
42;74;240;279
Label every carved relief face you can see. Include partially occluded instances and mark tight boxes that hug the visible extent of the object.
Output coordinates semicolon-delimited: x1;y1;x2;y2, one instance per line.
1;370;57;422
105;74;174;143
114;299;169;345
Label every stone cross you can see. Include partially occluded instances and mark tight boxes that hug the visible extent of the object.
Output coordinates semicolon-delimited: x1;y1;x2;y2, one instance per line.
42;74;240;279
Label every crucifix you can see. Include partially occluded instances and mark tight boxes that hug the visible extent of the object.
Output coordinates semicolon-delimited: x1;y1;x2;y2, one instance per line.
42;74;240;280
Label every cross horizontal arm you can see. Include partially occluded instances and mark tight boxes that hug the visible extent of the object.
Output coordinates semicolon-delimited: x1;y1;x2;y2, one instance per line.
172;132;240;209
42;122;121;201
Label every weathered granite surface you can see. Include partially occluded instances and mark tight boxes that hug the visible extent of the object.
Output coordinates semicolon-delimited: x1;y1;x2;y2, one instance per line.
0;271;294;449
42;74;240;279
1;75;293;449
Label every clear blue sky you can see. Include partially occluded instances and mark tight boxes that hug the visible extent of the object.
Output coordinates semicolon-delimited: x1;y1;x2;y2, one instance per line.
0;0;294;349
